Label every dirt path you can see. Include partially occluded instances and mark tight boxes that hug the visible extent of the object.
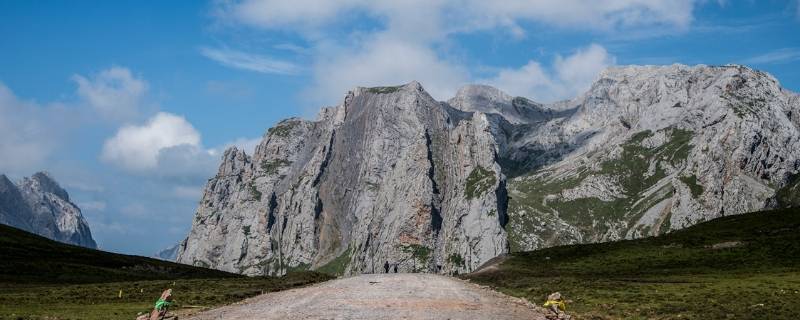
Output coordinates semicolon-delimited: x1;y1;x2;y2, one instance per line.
186;273;546;320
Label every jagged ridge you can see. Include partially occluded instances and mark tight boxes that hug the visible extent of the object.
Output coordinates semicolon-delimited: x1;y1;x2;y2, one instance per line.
177;64;800;276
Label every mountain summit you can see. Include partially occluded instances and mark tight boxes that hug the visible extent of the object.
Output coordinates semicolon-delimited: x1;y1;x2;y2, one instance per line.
178;64;800;276
178;82;507;275
0;172;96;248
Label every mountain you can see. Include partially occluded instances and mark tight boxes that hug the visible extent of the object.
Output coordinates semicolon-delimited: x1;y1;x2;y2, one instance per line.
0;172;96;248
154;243;180;261
178;82;507;275
499;65;800;251
177;64;800;276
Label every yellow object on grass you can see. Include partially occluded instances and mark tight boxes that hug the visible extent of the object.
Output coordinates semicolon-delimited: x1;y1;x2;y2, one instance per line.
543;299;566;311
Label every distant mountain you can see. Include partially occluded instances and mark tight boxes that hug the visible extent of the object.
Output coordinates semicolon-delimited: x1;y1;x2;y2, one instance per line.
0;172;96;248
154;243;180;261
176;64;800;276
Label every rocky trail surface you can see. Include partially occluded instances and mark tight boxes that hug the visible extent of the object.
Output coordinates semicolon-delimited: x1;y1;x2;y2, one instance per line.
186;273;546;320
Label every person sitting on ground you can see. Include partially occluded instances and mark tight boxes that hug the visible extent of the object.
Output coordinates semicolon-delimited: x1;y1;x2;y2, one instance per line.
136;288;175;320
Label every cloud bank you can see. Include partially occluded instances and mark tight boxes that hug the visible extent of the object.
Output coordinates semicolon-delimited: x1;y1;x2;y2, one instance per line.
73;66;148;121
210;0;698;105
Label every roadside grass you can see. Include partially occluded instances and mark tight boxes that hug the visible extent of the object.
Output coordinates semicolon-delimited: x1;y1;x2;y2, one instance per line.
0;224;334;319
465;207;800;319
0;272;332;320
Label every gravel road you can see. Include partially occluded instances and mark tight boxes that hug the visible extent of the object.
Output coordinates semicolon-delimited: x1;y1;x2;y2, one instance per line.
186;273;546;320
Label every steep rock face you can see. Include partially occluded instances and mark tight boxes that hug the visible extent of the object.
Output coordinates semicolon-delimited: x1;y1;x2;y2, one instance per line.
178;83;508;275
500;65;800;251
179;64;800;275
0;172;96;248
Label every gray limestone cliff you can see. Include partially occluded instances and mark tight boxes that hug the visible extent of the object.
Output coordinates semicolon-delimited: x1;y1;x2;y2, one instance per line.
178;83;507;275
0;172;97;248
178;64;800;275
496;65;800;250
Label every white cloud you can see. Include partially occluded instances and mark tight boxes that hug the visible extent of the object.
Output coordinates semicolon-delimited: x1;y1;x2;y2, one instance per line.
215;0;684;106
101;111;259;180
0;83;73;175
173;185;203;200
460;0;695;34
223;136;262;155
201;47;300;75
308;37;468;103
221;0;697;36
553;44;617;98
73;66;148;121
154;144;219;178
741;48;800;65
796;0;800;20
486;44;615;102
101;112;203;171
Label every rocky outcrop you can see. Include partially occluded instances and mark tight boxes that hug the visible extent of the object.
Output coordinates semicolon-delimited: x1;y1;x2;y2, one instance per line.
502;65;800;251
0;172;97;248
178;83;508;275
179;64;800;275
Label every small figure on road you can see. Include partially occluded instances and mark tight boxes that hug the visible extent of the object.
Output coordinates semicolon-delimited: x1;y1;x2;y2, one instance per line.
393;264;398;273
383;261;390;273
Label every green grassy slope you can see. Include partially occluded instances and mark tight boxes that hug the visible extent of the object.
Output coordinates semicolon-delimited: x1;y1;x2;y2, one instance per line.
0;223;235;283
465;207;800;319
0;224;334;320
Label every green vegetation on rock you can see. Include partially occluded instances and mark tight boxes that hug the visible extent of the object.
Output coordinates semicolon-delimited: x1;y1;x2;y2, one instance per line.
466;207;800;320
775;173;800;208
316;247;352;277
366;86;401;94
267;121;297;137
465;166;497;199
248;181;262;201
261;159;292;175
401;244;432;262
448;253;466;268
284;263;311;273
680;174;705;198
506;127;693;250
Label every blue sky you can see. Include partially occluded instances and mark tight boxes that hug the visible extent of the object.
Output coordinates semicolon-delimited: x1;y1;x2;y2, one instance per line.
0;0;798;256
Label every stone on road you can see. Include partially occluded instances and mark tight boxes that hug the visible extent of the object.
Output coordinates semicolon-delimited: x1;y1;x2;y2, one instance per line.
187;274;546;320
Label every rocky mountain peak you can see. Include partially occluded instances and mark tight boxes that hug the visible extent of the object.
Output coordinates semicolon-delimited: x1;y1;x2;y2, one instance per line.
179;79;508;276
0;174;14;191
0;172;96;248
25;171;70;201
453;84;513;105
178;64;800;278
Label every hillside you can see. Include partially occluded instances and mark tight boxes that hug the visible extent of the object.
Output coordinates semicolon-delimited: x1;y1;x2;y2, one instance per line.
0;223;333;319
0;222;237;284
464;206;800;319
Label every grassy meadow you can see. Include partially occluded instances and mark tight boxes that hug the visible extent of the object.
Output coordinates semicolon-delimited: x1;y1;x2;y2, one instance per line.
465;207;800;319
0;223;333;320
